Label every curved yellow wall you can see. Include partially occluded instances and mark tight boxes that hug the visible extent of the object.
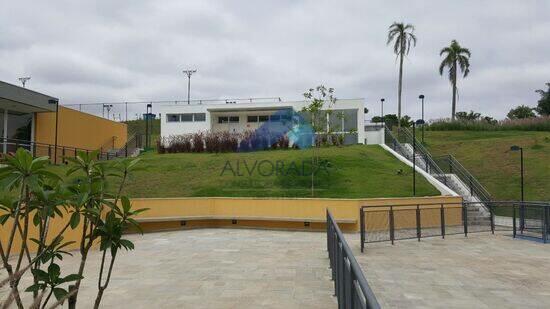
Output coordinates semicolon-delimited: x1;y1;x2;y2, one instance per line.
34;106;127;151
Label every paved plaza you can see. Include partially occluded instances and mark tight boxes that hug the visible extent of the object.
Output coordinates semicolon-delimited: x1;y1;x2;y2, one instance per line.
352;232;550;308
3;228;550;308
2;229;336;309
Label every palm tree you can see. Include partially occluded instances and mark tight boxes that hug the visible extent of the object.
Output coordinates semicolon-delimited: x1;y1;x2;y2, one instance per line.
439;40;471;120
387;22;417;129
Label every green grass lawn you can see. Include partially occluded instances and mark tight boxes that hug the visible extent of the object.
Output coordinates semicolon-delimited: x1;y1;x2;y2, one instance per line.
424;131;550;201
48;145;440;199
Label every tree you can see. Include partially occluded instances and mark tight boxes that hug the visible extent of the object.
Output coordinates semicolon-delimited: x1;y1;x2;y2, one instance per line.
455;110;481;121
439;40;471;120
302;85;336;197
535;82;550;116
507;105;536;119
387;22;417;129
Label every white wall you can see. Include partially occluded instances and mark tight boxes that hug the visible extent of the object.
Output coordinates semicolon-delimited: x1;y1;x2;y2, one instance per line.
159;99;366;143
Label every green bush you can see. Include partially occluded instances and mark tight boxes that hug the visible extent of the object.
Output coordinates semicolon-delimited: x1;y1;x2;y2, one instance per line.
427;116;550;131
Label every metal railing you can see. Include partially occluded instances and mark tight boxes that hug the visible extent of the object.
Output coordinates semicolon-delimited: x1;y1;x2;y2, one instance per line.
384;126;448;185
0;137;135;164
327;209;380;309
359;201;550;251
434;154;492;202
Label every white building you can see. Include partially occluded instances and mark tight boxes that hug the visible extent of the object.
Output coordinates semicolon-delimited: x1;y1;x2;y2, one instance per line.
159;98;384;145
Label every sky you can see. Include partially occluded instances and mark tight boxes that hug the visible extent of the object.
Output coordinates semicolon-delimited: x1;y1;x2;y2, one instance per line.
1;0;549;121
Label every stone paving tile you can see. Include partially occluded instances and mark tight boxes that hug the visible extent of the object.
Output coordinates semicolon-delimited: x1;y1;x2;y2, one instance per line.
1;229;336;309
350;232;550;309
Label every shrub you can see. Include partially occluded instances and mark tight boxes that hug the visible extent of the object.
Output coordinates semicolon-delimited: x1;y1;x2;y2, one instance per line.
427;116;550;131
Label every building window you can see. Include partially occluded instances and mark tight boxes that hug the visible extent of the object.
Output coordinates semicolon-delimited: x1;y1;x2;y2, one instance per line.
229;116;239;123
247;115;258;123
218;116;229;123
258;115;269;122
181;113;193;122
167;114;180;122
193;113;206;122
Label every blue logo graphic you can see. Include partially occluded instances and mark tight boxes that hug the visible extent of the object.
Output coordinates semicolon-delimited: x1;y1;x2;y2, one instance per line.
238;109;314;152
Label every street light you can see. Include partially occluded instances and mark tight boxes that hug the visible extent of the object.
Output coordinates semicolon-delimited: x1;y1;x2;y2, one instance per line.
183;69;197;105
510;145;525;231
412;119;425;196
380;98;385;123
418;94;425;143
146;103;153;149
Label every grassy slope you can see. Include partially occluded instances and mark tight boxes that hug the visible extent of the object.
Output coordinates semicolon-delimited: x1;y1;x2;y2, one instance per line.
424;131;550;201
68;145;437;199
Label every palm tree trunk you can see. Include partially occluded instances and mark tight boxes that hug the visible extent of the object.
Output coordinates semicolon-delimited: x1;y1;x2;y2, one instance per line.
451;62;457;120
397;50;404;129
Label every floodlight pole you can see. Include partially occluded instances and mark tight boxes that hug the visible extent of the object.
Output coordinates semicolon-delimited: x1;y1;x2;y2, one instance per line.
183;69;197;105
18;77;31;88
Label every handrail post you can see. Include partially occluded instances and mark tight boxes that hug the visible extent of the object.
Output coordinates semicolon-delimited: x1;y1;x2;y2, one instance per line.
389;206;395;245
360;207;365;253
463;202;468;237
512;205;517;238
494;203;495;234
416;205;421;241
542;206;547;244
440;204;446;239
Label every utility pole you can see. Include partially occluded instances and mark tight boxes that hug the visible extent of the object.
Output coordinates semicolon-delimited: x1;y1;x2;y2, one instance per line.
18;77;31;88
182;69;197;104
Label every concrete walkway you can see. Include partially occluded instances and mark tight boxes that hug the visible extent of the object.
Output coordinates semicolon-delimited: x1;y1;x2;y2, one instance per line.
352;232;550;308
2;229;336;309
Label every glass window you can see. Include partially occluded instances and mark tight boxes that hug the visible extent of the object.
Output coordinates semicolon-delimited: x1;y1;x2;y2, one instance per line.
193;113;206;122
181;113;193;122
166;114;180;122
343;109;358;131
247;115;258;123
270;115;280;122
229;116;239;123
258;115;269;122
7;112;32;141
218;116;228;123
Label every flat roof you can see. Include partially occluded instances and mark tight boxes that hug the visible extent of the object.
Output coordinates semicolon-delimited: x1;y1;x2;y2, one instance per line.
0;81;58;112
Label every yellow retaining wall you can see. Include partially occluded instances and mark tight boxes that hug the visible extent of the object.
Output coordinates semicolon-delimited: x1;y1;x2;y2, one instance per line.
130;196;463;233
0;215;85;256
35;106;127;151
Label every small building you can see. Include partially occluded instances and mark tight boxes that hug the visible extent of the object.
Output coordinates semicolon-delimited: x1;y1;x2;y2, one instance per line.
159;98;383;145
1;80;127;161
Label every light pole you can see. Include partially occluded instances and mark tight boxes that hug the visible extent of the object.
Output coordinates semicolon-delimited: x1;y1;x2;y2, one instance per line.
380;98;385;123
412;119;425;196
183;69;197;105
18;77;31;88
146;103;153;149
510;145;525;231
419;94;425;143
48;99;59;164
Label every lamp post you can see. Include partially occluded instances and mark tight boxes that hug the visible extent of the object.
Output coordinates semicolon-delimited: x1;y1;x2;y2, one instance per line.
48;99;59;164
380;98;385;123
419;94;425;143
183;69;197;105
510;145;525;231
412;119;425;196
146;103;153;149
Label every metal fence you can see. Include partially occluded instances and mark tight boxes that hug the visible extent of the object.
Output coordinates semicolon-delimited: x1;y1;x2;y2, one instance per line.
327;210;380;309
360;201;550;251
1;136;142;164
434;154;492;202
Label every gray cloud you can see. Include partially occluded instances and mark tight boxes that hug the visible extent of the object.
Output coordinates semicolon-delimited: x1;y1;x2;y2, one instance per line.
1;0;549;120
